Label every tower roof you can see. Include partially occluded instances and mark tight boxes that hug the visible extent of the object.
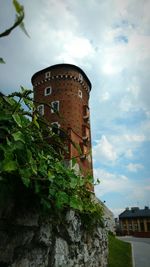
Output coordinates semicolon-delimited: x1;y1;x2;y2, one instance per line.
31;63;92;90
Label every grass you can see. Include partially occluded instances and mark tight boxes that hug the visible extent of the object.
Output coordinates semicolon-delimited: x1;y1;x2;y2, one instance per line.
108;234;133;267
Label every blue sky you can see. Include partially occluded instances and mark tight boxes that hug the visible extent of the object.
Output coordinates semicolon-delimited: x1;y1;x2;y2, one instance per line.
0;0;150;217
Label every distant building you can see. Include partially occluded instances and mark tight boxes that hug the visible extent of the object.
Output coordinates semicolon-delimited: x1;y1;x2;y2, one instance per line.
31;64;93;190
119;206;150;237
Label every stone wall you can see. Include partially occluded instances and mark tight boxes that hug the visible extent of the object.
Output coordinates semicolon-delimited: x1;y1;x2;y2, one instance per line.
102;203;115;235
0;196;108;267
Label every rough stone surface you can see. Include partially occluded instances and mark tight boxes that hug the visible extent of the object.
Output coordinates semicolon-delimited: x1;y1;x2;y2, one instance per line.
0;198;108;267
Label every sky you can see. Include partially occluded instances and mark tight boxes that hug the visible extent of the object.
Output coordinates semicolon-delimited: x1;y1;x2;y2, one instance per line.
0;0;150;217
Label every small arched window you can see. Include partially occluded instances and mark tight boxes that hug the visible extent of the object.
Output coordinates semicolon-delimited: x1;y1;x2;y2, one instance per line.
37;104;44;116
45;71;51;78
79;73;83;81
78;90;82;98
51;122;60;134
51;101;59;113
44;87;52;96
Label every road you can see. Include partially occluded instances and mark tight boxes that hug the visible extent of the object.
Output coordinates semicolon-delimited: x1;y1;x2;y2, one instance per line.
118;236;150;267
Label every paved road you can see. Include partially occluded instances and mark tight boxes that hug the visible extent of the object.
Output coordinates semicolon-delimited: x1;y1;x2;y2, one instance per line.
118;236;150;267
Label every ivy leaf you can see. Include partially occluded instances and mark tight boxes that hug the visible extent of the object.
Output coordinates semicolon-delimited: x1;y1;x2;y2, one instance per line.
23;97;34;109
26;149;37;174
0;57;5;64
13;0;23;14
31;160;37;175
3;96;15;106
0;1;24;39
70;195;83;211
13;0;30;38
12;114;22;127
47;170;55;181
56;192;69;208
19;168;32;187
94;178;100;185
78;177;84;187
20;86;33;96
19;21;30;38
0;113;11;122
2;159;18;172
6;137;11;146
70;176;77;189
71;158;77;167
33;114;39;128
12;131;25;143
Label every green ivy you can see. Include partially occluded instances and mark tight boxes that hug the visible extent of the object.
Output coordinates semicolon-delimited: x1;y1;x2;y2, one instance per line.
0;88;103;227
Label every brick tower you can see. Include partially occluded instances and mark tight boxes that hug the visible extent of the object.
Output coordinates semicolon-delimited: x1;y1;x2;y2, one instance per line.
31;64;93;183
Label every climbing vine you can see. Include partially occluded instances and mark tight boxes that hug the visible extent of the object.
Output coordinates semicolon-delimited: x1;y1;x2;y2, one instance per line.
0;0;103;227
0;0;29;64
0;89;103;227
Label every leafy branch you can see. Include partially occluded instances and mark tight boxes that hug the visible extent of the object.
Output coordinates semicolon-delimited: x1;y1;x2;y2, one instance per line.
0;0;29;63
0;89;103;227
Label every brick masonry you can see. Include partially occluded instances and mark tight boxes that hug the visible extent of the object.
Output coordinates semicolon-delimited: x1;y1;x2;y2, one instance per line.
32;64;93;182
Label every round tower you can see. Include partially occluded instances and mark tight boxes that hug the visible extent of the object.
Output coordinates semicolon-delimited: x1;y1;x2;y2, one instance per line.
31;63;93;182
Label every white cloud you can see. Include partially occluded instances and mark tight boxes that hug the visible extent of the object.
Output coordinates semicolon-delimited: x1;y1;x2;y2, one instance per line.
109;133;146;162
57;36;95;63
93;135;117;163
126;85;140;99
110;207;125;218
127;163;144;172
93;132;146;166
125;149;133;159
100;91;110;102
94;168;131;196
131;182;150;199
119;96;133;112
94;168;150;215
140;120;150;141
123;134;145;142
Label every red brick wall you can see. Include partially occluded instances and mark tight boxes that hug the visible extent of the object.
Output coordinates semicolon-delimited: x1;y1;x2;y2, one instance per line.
32;64;93;187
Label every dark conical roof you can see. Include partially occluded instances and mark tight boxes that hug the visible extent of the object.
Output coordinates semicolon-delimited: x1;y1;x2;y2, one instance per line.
31;63;92;90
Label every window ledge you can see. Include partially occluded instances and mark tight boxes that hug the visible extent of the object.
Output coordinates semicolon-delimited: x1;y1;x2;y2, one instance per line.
82;136;89;141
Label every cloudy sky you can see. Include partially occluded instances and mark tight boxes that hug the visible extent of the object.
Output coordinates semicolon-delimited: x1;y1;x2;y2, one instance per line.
0;0;150;217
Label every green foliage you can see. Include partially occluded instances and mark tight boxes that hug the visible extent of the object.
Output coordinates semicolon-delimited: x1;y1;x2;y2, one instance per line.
108;234;133;267
0;0;29;63
0;58;5;64
0;89;103;227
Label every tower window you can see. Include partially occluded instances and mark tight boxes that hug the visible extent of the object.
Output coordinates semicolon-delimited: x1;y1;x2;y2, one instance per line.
80;142;87;160
37;104;44;116
51;101;59;113
79;73;83;81
44;87;52;96
45;71;51;78
51;122;60;134
82;126;90;141
78;90;82;98
83;105;89;118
